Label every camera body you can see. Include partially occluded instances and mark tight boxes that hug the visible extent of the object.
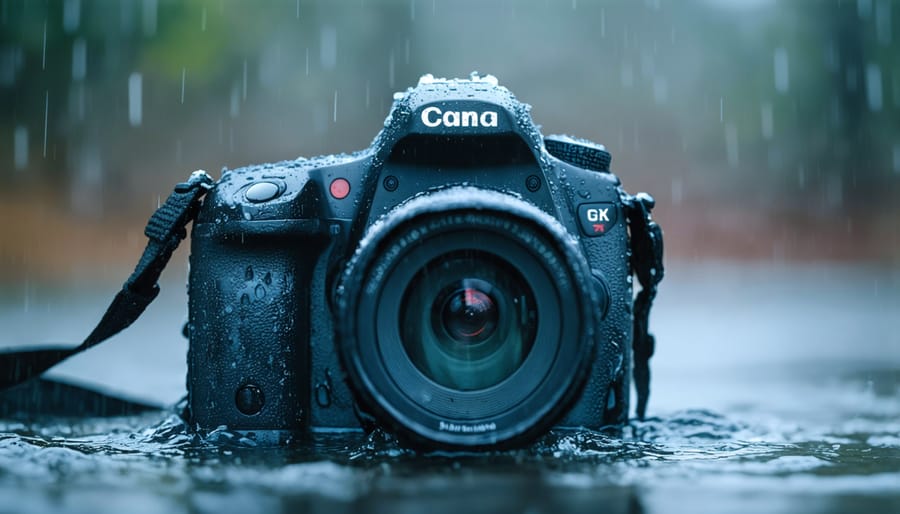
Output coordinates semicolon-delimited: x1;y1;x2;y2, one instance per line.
186;75;640;449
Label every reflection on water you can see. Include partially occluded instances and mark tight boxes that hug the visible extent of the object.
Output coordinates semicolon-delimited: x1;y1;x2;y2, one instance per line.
0;263;898;513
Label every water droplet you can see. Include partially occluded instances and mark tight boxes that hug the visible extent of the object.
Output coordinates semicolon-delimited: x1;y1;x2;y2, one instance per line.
865;63;883;111
255;284;266;299
774;47;790;93
128;72;142;126
245;266;254;281
13;126;27;170
320;26;337;70
63;0;81;33
71;38;86;81
142;0;158;36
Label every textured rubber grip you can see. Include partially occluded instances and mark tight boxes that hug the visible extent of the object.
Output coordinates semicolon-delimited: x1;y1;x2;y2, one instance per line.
544;134;611;172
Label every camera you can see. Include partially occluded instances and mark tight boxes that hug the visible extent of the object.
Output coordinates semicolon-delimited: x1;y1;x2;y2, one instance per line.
185;74;663;450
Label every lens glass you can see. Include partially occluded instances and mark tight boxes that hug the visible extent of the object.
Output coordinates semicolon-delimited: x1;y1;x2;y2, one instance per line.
400;250;537;391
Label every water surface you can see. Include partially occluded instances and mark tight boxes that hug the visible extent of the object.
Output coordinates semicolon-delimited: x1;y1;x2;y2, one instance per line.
1;262;898;514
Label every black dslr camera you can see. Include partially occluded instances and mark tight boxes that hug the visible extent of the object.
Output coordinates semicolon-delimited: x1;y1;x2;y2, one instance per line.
185;74;664;449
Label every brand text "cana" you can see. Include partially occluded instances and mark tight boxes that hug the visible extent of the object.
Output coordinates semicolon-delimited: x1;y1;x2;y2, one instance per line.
421;106;499;128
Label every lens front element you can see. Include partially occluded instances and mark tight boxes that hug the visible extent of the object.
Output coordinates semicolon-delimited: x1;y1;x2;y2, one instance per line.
441;284;497;344
401;254;537;391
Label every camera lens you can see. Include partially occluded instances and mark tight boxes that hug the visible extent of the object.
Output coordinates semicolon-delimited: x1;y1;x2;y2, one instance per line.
337;187;599;450
401;257;536;391
440;284;497;344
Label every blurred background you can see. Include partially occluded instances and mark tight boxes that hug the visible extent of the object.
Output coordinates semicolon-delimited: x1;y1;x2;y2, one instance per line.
0;0;898;286
0;3;898;511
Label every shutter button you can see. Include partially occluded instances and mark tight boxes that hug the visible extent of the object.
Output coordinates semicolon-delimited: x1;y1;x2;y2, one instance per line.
245;182;281;203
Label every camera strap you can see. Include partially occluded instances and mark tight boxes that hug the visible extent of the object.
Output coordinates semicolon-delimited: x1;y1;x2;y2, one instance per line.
0;171;214;393
625;193;664;420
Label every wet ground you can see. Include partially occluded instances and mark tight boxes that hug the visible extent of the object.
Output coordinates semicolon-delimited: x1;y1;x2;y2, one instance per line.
0;261;898;514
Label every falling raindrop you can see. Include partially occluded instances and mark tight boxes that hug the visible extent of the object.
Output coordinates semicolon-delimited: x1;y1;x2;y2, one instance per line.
719;97;724;122
42;91;48;157
773;47;789;93
242;59;248;100
13;126;27;170
201;7;207;31
230;83;240;118
410;0;416;21
181;67;186;103
128;72;143;126
142;0;158;37
761;102;773;140
892;144;900;174
600;8;606;38
892;73;900;108
388;50;396;88
858;0;872;19
365;80;371;109
41;21;46;69
865;63;883;111
0;46;22;86
333;90;338;122
305;48;309;76
875;0;891;45
63;0;81;33
320;26;337;70
71;38;86;81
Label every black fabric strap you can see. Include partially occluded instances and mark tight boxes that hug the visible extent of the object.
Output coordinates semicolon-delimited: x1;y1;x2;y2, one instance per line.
0;171;214;392
625;193;665;420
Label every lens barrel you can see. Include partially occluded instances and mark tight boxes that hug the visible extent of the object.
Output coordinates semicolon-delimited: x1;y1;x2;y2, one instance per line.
336;187;599;449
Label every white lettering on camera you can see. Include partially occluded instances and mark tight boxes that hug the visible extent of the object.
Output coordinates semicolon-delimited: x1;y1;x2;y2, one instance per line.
421;106;499;128
438;421;497;433
586;208;610;222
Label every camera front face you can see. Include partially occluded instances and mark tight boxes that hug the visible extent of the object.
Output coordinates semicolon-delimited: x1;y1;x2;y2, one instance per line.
187;76;633;450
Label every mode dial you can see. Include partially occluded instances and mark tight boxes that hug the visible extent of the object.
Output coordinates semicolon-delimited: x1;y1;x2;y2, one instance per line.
544;135;611;172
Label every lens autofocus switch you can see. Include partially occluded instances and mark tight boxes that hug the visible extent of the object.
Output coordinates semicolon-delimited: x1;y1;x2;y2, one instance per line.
440;286;498;344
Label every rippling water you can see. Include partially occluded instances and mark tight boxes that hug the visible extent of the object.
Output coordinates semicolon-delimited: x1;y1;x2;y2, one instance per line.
1;263;898;513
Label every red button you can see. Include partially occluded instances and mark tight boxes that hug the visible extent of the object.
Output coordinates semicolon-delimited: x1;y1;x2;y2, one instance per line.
330;178;350;199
